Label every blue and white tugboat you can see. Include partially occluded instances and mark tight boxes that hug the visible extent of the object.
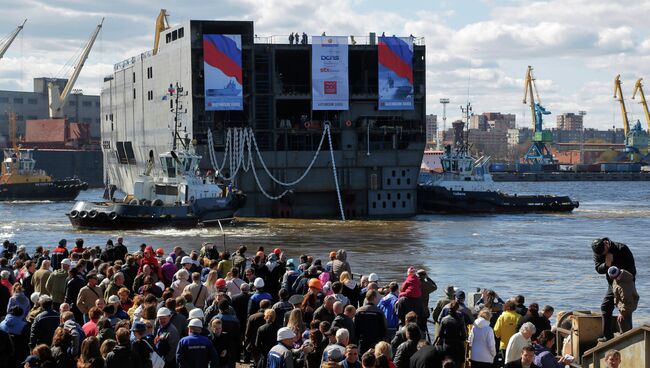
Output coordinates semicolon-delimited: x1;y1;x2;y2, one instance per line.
417;144;579;214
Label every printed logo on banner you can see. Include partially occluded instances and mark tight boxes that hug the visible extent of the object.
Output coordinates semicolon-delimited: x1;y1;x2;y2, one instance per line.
378;36;414;111
312;36;349;110
203;34;243;111
324;81;337;94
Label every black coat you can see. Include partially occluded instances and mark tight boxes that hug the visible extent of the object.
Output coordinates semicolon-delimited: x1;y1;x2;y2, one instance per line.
332;314;356;343
0;284;9;318
29;308;60;348
231;292;251;332
593;241;636;284
394;340;418;368
254;323;278;368
354;303;388;353
408;345;444;368
0;329;14;368
105;345;137;368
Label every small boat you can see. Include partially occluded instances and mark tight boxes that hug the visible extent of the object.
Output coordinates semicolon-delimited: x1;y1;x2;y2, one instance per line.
417;144;579;213
1;113;87;201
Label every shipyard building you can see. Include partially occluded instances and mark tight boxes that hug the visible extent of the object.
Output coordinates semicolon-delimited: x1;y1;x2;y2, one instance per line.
0;78;100;145
101;20;426;218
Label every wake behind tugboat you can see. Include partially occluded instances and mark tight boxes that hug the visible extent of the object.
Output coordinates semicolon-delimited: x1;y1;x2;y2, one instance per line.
418;144;579;214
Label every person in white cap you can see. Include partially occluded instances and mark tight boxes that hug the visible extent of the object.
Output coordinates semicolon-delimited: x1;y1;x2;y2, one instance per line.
608;266;639;333
267;327;297;368
248;277;272;315
176;318;219;368
45;258;71;307
155;307;180;366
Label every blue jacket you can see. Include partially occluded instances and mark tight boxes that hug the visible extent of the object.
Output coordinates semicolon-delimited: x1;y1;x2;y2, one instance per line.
7;293;30;320
378;293;399;329
176;333;219;368
248;291;272;315
533;343;562;368
0;314;28;335
29;308;60;347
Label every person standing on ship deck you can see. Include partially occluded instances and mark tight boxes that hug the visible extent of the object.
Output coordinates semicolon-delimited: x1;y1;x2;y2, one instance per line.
591;237;636;341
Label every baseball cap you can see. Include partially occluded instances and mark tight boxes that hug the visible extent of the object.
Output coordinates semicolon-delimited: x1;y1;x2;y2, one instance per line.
277;327;296;341
61;258;72;266
288;294;304;305
455;289;466;301
416;269;427;276
368;273;379;282
132;321;146;332
181;256;192;265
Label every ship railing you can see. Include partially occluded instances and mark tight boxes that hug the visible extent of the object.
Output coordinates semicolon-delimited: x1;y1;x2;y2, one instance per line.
254;35;425;46
114;50;154;72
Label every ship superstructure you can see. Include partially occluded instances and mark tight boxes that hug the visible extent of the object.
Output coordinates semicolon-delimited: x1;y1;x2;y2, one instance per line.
101;19;426;218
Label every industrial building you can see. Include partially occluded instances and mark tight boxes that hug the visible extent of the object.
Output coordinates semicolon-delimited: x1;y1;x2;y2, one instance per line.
0;77;100;146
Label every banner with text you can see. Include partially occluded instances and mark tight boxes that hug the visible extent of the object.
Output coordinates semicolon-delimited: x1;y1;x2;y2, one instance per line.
378;36;413;110
312;36;349;110
203;34;243;111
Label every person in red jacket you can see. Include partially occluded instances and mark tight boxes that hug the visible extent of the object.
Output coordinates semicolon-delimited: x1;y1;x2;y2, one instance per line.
399;267;421;299
139;246;162;280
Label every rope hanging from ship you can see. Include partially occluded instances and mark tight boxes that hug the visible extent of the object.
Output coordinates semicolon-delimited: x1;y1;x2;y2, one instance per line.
207;124;346;221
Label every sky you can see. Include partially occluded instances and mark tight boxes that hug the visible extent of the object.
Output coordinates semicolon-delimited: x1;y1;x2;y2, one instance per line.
0;0;649;130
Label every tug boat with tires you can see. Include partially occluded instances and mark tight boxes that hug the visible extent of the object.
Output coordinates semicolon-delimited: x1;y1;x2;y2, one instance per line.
417;144;579;213
1;146;87;201
67;147;246;230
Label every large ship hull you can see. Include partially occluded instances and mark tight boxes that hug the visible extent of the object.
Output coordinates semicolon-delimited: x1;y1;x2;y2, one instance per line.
417;185;579;213
67;192;246;230
0;179;87;201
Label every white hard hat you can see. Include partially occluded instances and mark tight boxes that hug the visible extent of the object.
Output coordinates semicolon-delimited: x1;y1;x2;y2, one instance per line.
277;327;296;341
181;256;192;265
61;258;72;266
108;295;120;304
30;292;41;304
188;318;203;329
368;273;379;282
253;277;265;289
157;307;172;317
188;308;205;320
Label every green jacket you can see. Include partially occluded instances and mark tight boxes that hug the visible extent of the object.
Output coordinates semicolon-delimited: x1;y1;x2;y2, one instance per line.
104;281;121;300
45;269;68;304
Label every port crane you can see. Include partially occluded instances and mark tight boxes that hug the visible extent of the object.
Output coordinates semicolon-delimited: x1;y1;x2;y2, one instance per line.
522;65;555;165
614;75;647;161
632;78;650;130
48;19;103;119
153;9;170;55
0;20;26;61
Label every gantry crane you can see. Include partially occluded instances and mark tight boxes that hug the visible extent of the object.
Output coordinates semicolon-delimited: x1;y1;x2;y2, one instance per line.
0;20;26;61
522;65;555;165
153;9;170;55
632;78;650;130
614;75;648;161
48;19;103;119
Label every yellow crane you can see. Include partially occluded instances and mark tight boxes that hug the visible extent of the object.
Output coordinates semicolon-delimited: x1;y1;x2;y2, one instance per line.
614;74;631;136
632;78;650;129
153;9;170;55
0;20;26;61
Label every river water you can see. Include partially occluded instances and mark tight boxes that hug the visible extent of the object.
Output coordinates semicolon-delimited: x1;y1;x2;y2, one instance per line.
1;182;648;323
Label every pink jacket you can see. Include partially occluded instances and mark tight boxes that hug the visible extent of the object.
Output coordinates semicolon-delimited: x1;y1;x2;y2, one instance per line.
399;274;422;299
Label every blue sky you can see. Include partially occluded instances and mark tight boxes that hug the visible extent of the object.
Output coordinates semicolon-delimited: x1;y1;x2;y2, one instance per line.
0;0;649;129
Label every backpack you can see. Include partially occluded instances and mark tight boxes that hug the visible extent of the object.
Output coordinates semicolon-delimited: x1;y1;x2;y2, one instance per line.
144;338;165;368
266;350;287;368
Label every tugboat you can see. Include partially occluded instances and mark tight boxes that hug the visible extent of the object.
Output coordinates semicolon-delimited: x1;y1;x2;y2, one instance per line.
67;82;246;230
417;144;579;213
67;148;246;230
1;113;87;201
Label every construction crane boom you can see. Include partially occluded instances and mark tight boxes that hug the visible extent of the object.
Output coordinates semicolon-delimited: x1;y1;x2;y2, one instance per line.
0;19;27;61
153;9;170;55
613;75;630;136
632;78;650;129
522;65;554;165
48;18;104;119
